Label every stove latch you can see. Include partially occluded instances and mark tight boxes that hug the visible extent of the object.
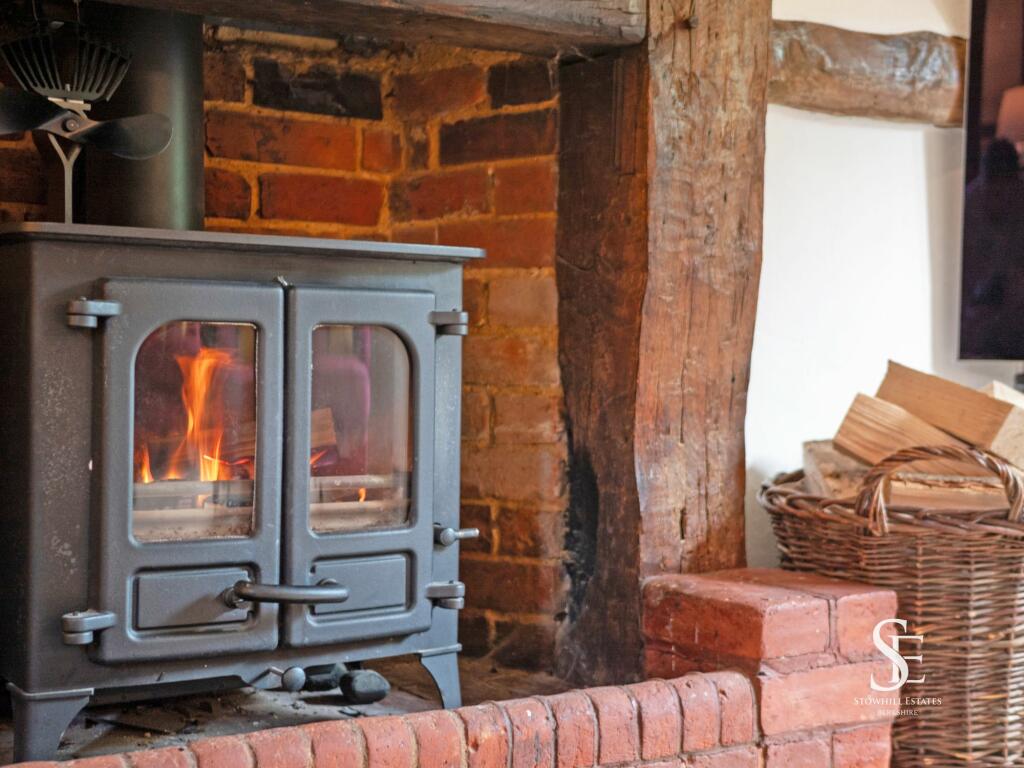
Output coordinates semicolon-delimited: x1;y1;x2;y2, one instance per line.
429;310;469;336
426;581;466;610
60;609;117;645
66;297;122;329
434;525;480;547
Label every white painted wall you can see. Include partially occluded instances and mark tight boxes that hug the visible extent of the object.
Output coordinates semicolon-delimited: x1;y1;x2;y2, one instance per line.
772;0;968;36
746;0;1020;566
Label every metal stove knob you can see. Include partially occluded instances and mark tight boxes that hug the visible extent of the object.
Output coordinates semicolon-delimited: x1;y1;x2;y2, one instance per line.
268;666;307;692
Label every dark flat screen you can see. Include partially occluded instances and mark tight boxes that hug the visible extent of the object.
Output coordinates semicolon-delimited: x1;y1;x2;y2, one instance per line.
961;0;1024;359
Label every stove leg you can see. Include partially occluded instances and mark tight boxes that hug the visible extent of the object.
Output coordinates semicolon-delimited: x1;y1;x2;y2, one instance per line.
7;684;92;762
419;649;461;709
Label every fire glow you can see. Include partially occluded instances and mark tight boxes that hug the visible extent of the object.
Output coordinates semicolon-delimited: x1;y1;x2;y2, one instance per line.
130;322;404;542
136;345;247;485
179;347;234;482
133;336;346;487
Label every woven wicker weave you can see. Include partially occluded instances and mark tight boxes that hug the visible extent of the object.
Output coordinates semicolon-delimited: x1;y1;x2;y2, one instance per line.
760;444;1024;767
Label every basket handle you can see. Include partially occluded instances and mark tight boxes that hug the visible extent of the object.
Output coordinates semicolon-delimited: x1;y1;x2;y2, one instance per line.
854;445;1024;535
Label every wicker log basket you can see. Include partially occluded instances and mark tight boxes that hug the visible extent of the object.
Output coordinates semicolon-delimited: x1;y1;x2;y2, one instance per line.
760;444;1024;767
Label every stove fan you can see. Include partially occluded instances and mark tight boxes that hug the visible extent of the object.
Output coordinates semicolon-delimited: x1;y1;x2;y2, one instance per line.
0;0;172;222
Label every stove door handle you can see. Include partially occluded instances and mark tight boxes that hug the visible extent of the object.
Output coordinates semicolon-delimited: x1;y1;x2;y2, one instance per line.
222;579;349;608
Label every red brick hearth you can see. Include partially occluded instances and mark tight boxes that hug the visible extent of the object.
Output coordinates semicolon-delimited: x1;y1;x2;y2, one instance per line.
10;569;895;767
15;675;759;768
14;665;890;768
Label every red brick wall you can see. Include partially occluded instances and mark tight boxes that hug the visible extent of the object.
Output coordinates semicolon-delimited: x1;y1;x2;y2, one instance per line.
0;137;44;222
0;26;568;666
643;568;898;765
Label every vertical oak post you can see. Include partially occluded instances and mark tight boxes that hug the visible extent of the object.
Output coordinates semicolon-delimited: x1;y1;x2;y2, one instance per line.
556;0;771;683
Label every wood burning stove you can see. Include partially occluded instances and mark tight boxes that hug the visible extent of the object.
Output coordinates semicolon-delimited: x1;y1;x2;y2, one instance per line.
0;222;482;760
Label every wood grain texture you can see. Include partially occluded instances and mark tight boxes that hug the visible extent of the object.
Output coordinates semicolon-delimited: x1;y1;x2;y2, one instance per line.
98;0;646;55
834;394;986;477
641;0;768;574
555;49;649;687
555;0;770;684
769;20;966;127
804;439;1005;510
877;362;1024;467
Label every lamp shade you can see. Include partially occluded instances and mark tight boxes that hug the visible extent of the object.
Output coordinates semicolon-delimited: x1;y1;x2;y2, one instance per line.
997;85;1024;143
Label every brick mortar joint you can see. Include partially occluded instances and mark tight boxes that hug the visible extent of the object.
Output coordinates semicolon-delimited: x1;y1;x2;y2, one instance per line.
252;727;313;768
349;720;370;768
645;637;879;679
716;671;761;742
761;723;886;746
493;700;516;768
440;708;470;768
618;683;644;757
205;155;394;184
211;32;526;76
460;497;567;512
535;695;560;767
463;385;566;398
465;267;559;278
170;744;199;768
402;715;420;767
239;735;258;768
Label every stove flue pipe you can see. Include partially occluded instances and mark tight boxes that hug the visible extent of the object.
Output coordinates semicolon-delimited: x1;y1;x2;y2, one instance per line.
82;3;204;231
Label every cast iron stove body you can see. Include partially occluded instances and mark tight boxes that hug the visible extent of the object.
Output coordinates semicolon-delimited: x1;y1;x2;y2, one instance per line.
0;223;482;760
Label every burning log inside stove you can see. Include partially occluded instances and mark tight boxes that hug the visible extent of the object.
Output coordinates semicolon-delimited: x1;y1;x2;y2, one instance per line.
133;478;255;509
139;407;339;477
135;407;340;541
309;473;410;533
132;407;409;540
131;473;410;540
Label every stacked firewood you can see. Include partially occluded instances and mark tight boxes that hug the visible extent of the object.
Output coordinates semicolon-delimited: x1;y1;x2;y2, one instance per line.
805;362;1024;507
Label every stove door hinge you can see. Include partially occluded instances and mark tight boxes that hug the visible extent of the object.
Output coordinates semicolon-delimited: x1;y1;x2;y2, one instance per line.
61;609;117;645
66;298;122;329
426;581;466;610
429;310;469;336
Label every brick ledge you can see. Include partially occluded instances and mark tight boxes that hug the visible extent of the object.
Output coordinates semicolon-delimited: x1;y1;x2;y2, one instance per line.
11;568;897;768
9;673;758;768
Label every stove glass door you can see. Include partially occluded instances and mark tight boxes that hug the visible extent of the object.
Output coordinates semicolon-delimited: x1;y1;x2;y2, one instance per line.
308;324;411;535
283;287;436;646
93;278;284;663
133;321;258;542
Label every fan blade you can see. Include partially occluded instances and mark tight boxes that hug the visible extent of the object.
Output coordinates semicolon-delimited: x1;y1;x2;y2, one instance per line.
0;89;65;134
75;113;172;159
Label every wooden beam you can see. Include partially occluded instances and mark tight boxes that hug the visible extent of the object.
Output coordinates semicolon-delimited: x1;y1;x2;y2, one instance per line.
769;20;967;127
555;0;770;684
95;0;646;56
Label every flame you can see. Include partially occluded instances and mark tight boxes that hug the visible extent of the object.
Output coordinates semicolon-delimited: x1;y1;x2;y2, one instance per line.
144;345;238;484
358;487;367;503
177;347;234;482
138;444;154;484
